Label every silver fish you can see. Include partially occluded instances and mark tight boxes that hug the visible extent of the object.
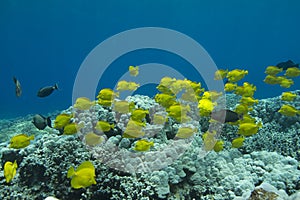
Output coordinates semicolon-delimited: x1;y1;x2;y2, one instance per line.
13;76;22;97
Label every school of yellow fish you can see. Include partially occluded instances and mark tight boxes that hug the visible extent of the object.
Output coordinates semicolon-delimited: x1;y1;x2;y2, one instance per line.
3;64;299;188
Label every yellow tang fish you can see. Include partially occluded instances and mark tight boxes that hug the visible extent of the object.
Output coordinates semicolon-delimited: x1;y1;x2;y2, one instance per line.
264;66;282;76
263;75;282;85
175;127;197;139
281;92;297;101
123;120;145;138
10;134;34;149
152;114;167;125
4;160;18;183
232;137;245;148
113;100;135;114
202;131;217;151
54;113;72;129
134;139;154;151
63;123;83;135
131;109;149;122
74;97;95;110
278;104;300;117
279;78;294;88
238;122;262;136
167;104;191;123
214;69;228;80
213;140;224;152
226;69;248;82
224;82;237;92
284;67;300;77
67;161;96;189
116;80;140;91
154;93;176;108
97;88;118;100
84;132;105;147
198;98;216;117
95;121;114;132
129;65;139;77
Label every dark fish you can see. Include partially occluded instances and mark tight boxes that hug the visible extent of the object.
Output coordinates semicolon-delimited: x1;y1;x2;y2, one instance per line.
37;83;58;97
211;109;242;123
32;114;52;130
276;60;299;70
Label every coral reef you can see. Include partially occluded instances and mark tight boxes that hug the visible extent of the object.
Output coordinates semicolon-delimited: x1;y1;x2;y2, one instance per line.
0;92;299;199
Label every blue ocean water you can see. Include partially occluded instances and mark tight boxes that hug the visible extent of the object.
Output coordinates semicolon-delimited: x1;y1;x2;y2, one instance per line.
1;0;299;119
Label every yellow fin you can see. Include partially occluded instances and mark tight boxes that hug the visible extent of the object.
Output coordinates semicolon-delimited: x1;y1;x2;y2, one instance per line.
76;161;95;171
67;166;75;178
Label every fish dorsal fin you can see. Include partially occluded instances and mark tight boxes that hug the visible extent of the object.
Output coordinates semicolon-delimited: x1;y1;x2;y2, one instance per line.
76;161;94;171
67;166;75;178
79;97;91;101
17;134;28;137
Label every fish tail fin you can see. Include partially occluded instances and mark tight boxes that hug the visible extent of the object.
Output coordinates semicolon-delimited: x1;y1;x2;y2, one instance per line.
13;160;18;169
150;141;154;147
54;83;59;90
46;117;52;128
29;135;35;140
67;166;75;178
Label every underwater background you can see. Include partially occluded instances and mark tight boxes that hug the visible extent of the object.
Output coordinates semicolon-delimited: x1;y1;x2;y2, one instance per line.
1;0;300;118
1;1;300;200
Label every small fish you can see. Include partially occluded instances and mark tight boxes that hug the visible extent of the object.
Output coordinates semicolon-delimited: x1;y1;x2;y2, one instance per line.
279;77;294;88
232;137;245;148
113;100;135;114
63;123;83;135
281;92;297;101
278;104;300;117
226;69;248;82
95;121;114;132
73;97;95;110
211;109;242;123
129;65;139;77
97;88;119;106
37;83;58;97
4;160;18;183
134;139;154;151
116;80;140;91
13;76;22;97
214;69;228;80
54;113;72;129
67;161;96;189
213;140;224;152
84;132;105;147
175;127;197;139
264;66;283;76
238;122;262;136
32;114;52;130
284;67;300;77
276;60;299;70
123;120;145;138
10;134;35;149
